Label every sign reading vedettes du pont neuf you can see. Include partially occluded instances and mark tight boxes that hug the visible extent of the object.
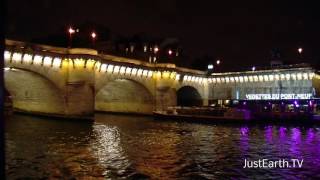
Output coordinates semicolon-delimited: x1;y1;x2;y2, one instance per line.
245;93;312;100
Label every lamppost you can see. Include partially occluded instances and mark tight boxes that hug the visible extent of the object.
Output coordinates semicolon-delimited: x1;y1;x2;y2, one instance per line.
298;47;303;61
298;47;303;54
91;32;97;48
68;27;76;48
216;59;221;65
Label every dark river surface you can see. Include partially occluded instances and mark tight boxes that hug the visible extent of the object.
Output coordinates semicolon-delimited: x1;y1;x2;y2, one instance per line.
5;113;320;179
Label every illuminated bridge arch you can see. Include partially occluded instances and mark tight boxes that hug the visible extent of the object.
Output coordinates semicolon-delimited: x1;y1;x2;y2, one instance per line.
95;78;154;114
4;68;65;114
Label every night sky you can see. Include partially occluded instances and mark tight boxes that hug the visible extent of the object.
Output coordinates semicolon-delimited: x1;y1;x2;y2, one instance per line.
5;0;320;70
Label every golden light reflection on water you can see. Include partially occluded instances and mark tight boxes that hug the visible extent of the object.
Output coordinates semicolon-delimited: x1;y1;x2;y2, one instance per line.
91;124;130;177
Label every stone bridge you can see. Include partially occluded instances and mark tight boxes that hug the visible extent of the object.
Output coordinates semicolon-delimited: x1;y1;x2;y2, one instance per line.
4;40;320;119
4;40;209;119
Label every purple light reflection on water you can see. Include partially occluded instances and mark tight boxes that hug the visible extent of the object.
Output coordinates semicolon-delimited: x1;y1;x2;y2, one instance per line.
239;127;249;154
264;126;273;143
279;127;287;140
306;129;315;144
289;128;302;159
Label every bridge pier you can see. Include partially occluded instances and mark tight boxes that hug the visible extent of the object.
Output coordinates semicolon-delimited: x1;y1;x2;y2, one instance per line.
155;88;177;111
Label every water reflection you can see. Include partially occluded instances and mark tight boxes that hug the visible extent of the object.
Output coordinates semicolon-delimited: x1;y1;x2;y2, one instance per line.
5;114;320;179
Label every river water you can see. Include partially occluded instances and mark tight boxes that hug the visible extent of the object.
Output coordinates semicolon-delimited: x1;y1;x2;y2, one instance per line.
5;113;320;179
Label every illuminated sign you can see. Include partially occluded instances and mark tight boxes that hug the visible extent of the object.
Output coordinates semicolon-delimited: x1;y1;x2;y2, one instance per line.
245;93;312;100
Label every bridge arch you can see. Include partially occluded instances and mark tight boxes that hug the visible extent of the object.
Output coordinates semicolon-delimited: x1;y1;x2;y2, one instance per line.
177;86;203;107
4;68;65;115
95;78;154;114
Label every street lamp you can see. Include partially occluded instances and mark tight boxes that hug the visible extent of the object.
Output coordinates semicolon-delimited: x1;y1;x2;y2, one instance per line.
168;49;172;55
154;47;159;53
298;47;303;54
252;66;256;71
91;32;97;47
216;59;221;65
68;27;76;48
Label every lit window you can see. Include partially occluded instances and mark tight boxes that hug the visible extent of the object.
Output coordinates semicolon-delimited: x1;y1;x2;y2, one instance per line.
235;77;239;82
275;74;280;80
230;77;235;82
175;74;180;81
74;59;85;68
263;75;269;81
126;67;132;75
254;75;258;82
187;76;192;81
113;65;120;73
156;71;161;79
297;73;302;80
33;55;43;65
286;74;290;80
183;75;188;81
43;56;52;66
170;72;176;79
52;57;62;68
131;68;137;76
100;64;107;72
148;71;153;78
4;51;11;61
212;78;216;83
249;76;253;82
23;54;33;64
120;66;126;74
143;69;148;77
86;59;96;69
217;78;221;83
144;46;147;52
162;71;169;79
137;69;143;76
107;64;114;73
303;73;308;80
280;74;285;80
309;72;315;79
244;76;248;82
95;62;101;70
268;74;274;81
291;73;297;80
239;76;244;82
130;45;134;52
12;52;22;63
258;75;263;82
225;77;230;83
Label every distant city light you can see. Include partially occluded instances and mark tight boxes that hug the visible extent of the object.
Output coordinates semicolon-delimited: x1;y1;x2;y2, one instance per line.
216;59;220;65
298;47;303;54
168;49;172;55
208;64;214;70
252;66;256;71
